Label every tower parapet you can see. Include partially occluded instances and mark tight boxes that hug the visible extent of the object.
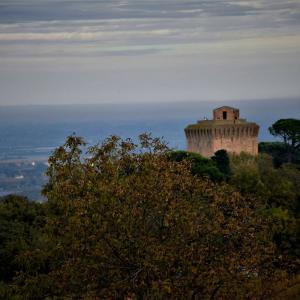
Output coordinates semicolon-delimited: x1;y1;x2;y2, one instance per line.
184;106;259;157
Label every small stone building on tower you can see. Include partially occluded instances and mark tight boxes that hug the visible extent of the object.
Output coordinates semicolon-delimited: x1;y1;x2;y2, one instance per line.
184;106;259;157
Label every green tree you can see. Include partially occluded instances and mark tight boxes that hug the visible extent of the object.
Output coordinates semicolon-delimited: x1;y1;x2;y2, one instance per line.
269;119;300;163
229;153;300;265
212;149;231;179
269;164;300;260
258;157;297;211
229;153;267;199
0;195;44;284
0;195;46;300
259;142;290;167
168;150;224;182
7;134;288;299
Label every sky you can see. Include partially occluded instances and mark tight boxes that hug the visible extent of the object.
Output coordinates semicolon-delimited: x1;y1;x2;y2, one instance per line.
0;0;300;105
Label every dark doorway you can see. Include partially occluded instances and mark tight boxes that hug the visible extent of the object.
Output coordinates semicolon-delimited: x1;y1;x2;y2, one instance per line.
223;111;227;120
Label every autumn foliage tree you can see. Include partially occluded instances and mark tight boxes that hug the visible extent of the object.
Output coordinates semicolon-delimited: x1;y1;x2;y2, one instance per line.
6;134;291;299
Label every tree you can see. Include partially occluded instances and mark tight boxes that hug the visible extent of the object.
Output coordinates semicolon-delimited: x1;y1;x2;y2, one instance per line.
168;150;224;182
269;119;300;163
211;149;231;179
7;134;288;299
0;195;44;283
259;142;290;167
231;153;300;264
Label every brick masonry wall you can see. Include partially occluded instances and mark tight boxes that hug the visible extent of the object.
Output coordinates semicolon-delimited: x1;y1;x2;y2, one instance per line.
213;107;239;121
212;135;258;155
185;128;214;157
185;124;259;157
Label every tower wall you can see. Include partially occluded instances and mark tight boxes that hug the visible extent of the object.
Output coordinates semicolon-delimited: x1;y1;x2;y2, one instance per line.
185;128;213;157
212;125;258;155
185;124;259;157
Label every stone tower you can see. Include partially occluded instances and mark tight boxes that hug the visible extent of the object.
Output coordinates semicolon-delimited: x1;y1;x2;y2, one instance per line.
184;106;259;157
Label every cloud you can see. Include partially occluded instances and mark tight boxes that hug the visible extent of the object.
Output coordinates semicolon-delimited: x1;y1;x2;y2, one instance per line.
0;0;299;23
0;0;299;105
0;28;175;42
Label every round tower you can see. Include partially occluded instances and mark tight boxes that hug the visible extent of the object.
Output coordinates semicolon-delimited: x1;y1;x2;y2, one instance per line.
184;106;259;157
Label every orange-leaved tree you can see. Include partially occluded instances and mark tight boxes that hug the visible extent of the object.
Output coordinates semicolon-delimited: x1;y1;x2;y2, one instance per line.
11;134;288;299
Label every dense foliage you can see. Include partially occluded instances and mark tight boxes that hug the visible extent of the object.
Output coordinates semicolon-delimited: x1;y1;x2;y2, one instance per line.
211;150;231;180
229;153;300;262
0;195;44;282
268;118;300;164
269;119;300;149
168;150;224;182
259;142;300;167
0;133;299;299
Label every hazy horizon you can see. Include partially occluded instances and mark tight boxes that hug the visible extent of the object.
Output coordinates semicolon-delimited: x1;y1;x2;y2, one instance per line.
0;98;299;142
1;96;300;107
